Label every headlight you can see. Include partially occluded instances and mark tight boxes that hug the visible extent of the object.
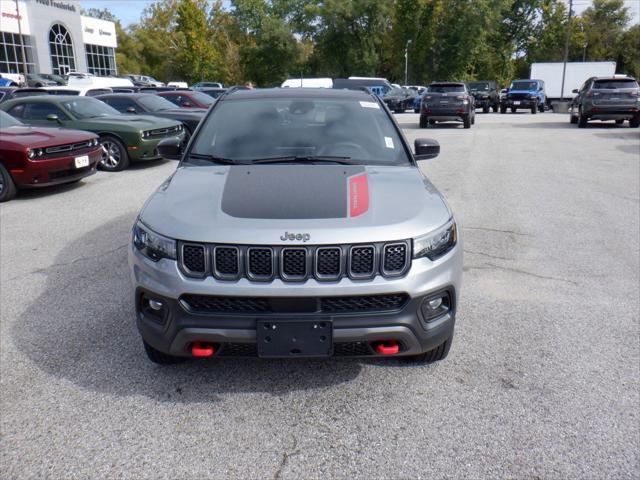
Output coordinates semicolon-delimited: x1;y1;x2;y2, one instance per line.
132;220;177;262
530;95;537;99
462;100;469;105
413;219;457;260
27;149;35;159
481;95;489;99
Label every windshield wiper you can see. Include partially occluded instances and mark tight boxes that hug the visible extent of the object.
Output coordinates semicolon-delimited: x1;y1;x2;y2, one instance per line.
188;153;239;165
249;155;354;165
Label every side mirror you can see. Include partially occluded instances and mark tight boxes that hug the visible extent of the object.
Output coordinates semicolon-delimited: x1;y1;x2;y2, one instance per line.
414;138;440;161
46;113;61;124
572;89;578;94
157;137;182;161
181;102;192;108
126;106;137;114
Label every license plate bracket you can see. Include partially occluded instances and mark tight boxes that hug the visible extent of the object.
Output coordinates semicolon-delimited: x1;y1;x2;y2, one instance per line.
257;320;332;358
74;155;89;168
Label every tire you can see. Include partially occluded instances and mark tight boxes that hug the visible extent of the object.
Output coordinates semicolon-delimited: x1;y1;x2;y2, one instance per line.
0;163;17;202
531;102;537;114
578;108;588;128
419;114;428;128
414;108;419;114
471;113;475;125
630;116;640;128
500;106;507;114
143;340;185;365
482;105;489;113
463;115;471;129
511;107;517;113
615;119;624;125
493;103;499;112
539;102;544;112
404;335;453;364
98;135;130;172
570;114;578;124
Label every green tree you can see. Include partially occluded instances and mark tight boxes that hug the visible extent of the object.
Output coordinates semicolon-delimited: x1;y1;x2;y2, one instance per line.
581;0;630;61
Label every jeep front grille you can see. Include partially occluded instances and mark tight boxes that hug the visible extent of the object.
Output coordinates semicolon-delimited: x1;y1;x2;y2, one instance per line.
177;241;410;281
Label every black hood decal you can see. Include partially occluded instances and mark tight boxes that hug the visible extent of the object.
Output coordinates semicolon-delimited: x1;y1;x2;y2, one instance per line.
221;165;365;219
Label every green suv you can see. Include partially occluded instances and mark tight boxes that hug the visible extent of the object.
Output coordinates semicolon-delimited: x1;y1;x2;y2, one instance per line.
0;96;184;171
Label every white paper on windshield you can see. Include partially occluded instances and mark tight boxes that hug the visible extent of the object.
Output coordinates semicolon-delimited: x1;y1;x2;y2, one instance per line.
360;101;380;109
384;137;394;149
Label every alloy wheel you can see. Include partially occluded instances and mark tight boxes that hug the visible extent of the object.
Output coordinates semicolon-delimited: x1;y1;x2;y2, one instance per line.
100;140;121;169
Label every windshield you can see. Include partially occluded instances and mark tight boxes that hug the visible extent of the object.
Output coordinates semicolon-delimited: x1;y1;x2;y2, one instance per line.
189;97;411;166
593;79;639;90
468;82;489;91
138;95;177;111
187;91;215;105
385;88;404;96
511;81;538;90
427;84;465;93
0;110;22;127
62;97;120;118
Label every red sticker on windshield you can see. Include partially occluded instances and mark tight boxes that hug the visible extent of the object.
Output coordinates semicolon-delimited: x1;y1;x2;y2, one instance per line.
348;173;369;217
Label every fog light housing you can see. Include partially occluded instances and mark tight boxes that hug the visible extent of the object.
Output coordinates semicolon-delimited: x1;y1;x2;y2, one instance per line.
420;292;451;322
140;294;168;324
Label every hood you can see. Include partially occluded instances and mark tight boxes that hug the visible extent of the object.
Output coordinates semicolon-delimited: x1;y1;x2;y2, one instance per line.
154;109;206;120
140;164;451;245
0;125;97;149
82;115;178;130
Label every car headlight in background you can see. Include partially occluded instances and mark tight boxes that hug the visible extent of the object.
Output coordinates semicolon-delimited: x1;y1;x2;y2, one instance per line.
133;220;177;262
413;219;457;260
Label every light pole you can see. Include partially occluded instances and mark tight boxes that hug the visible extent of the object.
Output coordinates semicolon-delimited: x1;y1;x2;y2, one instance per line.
15;0;28;83
404;40;412;86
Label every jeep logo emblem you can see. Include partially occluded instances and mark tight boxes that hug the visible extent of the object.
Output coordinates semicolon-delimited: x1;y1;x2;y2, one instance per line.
280;231;310;242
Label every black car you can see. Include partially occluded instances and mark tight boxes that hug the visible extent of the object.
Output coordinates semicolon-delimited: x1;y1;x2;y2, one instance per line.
96;93;207;146
570;76;640;128
467;80;499;113
382;87;418;113
419;82;475;129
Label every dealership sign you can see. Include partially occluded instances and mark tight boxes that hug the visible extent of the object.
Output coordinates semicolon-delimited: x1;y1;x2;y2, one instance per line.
80;16;117;48
0;0;30;35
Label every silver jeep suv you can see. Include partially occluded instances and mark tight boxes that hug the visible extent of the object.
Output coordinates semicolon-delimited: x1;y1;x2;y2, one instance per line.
128;88;462;364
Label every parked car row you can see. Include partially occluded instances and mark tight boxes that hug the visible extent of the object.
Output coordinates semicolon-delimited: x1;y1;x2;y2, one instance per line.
0;86;216;200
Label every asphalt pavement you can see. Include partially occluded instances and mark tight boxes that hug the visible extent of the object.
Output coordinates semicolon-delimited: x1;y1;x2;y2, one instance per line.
1;112;638;479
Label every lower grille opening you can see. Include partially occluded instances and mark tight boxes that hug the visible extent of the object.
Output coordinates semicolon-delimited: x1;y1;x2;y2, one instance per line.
180;293;408;315
334;342;372;356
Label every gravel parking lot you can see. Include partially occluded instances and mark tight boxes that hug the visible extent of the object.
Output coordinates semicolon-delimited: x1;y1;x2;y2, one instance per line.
1;112;638;479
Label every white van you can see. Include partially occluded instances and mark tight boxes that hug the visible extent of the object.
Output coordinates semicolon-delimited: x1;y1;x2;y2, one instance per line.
281;78;333;88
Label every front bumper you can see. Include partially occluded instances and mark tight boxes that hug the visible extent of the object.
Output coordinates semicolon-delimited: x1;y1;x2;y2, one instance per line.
473;97;491;108
128;133;185;161
128;241;463;358
502;98;537;108
9;149;101;187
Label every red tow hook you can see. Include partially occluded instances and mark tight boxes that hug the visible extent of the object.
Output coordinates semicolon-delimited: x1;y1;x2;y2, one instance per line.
374;340;400;355
191;341;215;357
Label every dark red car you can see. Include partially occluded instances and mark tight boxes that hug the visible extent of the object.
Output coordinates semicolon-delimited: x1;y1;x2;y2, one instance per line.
0;111;101;201
156;90;216;109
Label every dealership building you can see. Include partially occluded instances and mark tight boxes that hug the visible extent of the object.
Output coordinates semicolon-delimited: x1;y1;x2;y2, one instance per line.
0;0;117;77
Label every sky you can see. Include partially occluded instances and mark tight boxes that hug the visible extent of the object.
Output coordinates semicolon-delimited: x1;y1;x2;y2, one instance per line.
79;0;639;27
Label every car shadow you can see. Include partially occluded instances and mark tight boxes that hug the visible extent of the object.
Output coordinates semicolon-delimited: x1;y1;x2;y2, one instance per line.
12;177;88;201
127;158;173;170
11;214;362;403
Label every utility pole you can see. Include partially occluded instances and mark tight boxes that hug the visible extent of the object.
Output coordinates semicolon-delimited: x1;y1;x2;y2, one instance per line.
560;0;573;101
14;0;28;83
404;40;412;86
